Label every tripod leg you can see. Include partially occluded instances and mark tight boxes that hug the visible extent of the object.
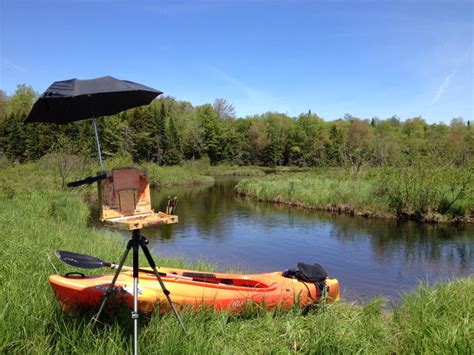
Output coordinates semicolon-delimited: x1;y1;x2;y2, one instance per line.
132;241;139;355
92;244;131;324
140;240;189;336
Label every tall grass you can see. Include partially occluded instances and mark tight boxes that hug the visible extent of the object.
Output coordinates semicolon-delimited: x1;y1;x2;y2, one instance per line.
105;154;215;187
143;160;263;187
143;163;214;187
236;167;474;223
105;154;263;185
391;279;474;353
197;162;265;177
0;188;212;354
236;170;388;217
379;165;473;221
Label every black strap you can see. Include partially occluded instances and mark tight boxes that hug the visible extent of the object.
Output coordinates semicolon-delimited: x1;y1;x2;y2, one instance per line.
67;173;107;188
283;262;329;300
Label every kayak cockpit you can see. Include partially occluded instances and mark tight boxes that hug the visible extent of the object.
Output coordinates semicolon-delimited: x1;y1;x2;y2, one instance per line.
137;270;273;289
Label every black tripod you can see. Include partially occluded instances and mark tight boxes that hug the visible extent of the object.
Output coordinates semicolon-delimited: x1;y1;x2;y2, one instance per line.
93;229;188;354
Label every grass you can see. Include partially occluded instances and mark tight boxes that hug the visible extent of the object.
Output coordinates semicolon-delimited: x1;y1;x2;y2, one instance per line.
105;154;215;187
235;169;390;221
0;169;472;353
391;278;474;353
143;163;214;187
200;165;265;177
0;157;216;191
261;166;311;174
107;155;263;186
235;167;474;223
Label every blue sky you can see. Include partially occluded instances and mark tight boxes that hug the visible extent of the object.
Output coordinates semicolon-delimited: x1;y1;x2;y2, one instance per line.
1;0;472;122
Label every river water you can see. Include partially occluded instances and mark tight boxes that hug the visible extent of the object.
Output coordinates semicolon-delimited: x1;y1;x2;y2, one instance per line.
125;178;473;302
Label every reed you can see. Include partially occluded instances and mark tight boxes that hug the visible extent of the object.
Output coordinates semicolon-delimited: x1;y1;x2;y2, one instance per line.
105;154;215;187
235;166;473;223
200;165;265;177
143;163;215;187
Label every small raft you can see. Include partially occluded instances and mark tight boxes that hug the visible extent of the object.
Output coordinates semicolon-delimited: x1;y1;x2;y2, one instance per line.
49;267;340;313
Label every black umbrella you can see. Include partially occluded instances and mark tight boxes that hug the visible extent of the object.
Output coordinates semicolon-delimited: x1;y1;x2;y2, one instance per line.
25;76;162;169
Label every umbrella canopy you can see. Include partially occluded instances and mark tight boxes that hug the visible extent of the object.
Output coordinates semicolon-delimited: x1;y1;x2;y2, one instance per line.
25;76;162;169
25;76;162;124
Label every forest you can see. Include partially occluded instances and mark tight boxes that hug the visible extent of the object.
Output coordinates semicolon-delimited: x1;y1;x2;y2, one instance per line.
1;84;472;171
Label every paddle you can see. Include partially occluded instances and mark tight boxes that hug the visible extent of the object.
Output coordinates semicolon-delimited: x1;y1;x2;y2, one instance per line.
55;250;216;282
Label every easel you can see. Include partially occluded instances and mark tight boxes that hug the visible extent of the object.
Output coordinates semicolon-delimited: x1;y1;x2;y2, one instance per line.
93;167;187;354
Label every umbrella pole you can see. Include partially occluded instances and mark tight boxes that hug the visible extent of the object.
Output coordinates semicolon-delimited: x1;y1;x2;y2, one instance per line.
92;117;105;170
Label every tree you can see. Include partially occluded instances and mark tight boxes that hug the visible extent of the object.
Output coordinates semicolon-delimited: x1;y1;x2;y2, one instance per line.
401;117;427;164
6;84;37;117
125;107;154;162
182;111;204;161
372;120;402;166
41;135;93;188
196;104;222;165
1;85;38;162
261;113;289;166
152;102;168;164
162;116;182;165
2;112;27;162
101;115;131;159
443;118;472;166
213;98;236;120
325;123;344;166
248;119;270;164
0;90;8;120
340;119;373;173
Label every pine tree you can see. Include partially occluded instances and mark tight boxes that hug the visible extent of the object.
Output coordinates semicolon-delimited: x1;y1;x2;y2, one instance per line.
4;112;27;162
153;102;168;164
197;104;222;165
162;116;182;165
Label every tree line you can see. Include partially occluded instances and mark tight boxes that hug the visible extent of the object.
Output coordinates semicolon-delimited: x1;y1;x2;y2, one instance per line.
0;84;472;170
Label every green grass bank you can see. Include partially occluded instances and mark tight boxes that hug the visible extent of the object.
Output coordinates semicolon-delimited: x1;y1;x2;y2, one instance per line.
106;154;264;186
235;166;474;223
0;180;473;354
143;161;264;187
0;155;267;192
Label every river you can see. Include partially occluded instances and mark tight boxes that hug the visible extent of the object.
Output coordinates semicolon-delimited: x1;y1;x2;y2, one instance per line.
121;177;473;302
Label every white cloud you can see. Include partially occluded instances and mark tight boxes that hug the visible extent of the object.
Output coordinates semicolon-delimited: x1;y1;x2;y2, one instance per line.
2;58;28;73
430;70;456;106
1;59;28;73
211;67;290;116
429;46;472;106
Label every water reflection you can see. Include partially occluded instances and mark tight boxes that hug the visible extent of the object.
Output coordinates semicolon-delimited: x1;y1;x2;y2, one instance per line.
113;178;473;302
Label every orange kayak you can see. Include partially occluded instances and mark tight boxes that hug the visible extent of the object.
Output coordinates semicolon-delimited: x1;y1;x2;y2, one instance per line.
49;267;340;313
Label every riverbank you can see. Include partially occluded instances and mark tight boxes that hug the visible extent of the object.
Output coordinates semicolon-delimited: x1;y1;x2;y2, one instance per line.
0;180;472;353
235;167;474;224
143;162;264;187
0;156;265;191
1;158;472;223
110;156;264;186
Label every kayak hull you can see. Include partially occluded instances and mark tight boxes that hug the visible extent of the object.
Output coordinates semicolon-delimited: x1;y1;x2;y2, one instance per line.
49;267;340;313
